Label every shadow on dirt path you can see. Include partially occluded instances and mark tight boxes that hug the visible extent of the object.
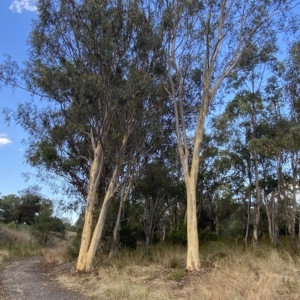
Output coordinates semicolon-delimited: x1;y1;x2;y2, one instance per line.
0;257;87;300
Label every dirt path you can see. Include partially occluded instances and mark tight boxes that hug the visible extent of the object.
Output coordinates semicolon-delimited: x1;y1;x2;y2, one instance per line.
0;257;87;300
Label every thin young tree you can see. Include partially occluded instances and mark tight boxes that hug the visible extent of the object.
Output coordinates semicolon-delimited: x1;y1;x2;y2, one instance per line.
164;0;295;270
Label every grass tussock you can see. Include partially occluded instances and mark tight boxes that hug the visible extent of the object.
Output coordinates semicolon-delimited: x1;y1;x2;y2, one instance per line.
42;241;69;265
42;231;77;265
56;242;300;300
0;250;9;264
201;249;300;300
0;224;33;244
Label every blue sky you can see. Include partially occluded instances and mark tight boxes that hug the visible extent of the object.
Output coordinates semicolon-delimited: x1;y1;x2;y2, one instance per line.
0;1;36;195
0;1;66;206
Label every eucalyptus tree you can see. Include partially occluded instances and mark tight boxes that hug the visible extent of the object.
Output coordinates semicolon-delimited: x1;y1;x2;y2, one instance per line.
280;40;300;253
16;186;43;227
0;186;45;226
240;52;300;253
247;60;300;253
1;0;168;271
196;133;237;233
164;0;295;269
0;194;20;223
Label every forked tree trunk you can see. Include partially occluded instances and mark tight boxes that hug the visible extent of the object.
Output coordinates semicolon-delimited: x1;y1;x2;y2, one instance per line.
77;144;103;271
77;131;129;272
76;191;97;270
78;165;120;271
84;197;111;269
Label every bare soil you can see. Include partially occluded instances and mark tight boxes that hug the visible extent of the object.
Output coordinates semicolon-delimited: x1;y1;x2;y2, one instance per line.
0;256;87;300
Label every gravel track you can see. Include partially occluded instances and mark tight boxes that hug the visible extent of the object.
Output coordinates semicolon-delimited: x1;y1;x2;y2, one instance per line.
0;257;87;300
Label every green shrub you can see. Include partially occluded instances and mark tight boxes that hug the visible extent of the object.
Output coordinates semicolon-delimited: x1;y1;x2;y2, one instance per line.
4;241;41;260
119;225;138;249
31;216;65;245
200;228;219;242
167;223;187;245
7;222;17;229
168;268;186;282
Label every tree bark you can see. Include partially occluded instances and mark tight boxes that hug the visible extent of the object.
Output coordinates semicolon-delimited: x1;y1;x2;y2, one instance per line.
265;190;272;242
244;161;252;248
288;153;298;254
186;177;200;270
252;152;261;247
77;143;103;271
83;165;120;271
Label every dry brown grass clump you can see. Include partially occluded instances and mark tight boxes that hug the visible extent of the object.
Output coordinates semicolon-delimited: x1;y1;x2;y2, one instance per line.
0;224;41;263
42;241;69;265
0;250;9;264
55;242;300;300
200;247;300;300
0;224;33;245
42;231;77;265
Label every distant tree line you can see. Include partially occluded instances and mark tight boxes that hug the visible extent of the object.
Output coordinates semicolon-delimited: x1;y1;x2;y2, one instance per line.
0;186;66;245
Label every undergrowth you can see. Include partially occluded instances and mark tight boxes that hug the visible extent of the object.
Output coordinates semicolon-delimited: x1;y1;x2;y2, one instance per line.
57;240;300;300
2;223;300;300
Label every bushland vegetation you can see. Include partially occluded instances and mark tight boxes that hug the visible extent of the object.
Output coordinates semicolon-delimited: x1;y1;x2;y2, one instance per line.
1;0;300;298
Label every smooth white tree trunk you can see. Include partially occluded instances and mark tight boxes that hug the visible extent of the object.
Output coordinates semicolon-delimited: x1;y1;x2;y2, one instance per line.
77;144;103;271
186;177;200;270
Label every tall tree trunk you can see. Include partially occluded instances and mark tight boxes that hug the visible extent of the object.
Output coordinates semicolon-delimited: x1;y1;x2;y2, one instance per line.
265;190;277;243
288;153;298;254
77;143;103;271
279;158;294;251
273;190;280;244
77;131;129;271
298;209;300;239
186;176;200;271
84;165;120;271
265;192;272;242
279;153;298;253
252;152;261;247
244;162;252;248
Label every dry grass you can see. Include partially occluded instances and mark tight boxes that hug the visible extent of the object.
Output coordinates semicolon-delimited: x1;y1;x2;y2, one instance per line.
199;248;300;300
1;223;300;300
0;224;76;266
42;231;77;265
0;250;9;264
0;224;41;263
0;224;33;244
42;242;69;264
54;241;300;300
